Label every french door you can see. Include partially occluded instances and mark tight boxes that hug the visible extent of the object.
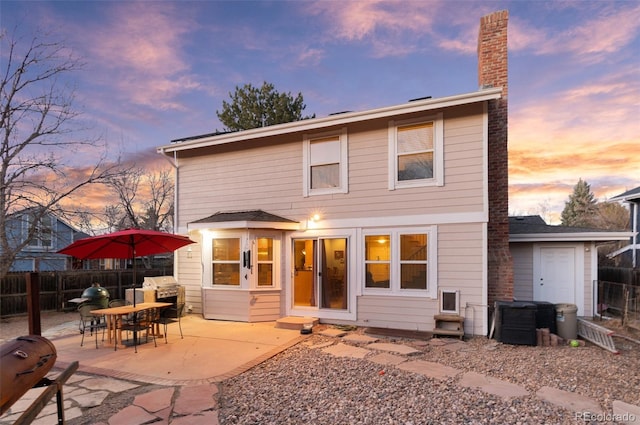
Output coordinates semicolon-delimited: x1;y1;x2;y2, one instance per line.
293;237;348;310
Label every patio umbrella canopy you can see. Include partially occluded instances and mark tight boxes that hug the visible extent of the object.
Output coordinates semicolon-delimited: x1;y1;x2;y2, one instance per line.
58;229;195;306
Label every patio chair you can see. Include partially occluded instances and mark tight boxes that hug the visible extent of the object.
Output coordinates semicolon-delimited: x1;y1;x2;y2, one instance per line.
154;303;185;343
108;299;132;338
119;309;157;353
78;304;106;349
108;299;129;307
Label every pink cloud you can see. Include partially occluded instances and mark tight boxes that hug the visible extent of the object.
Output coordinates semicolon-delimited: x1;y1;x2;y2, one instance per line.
294;47;326;67
512;4;640;62
65;2;202;111
306;0;443;57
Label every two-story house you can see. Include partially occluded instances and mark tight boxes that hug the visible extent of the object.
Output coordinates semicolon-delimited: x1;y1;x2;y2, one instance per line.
608;186;640;267
6;210;88;272
157;11;512;335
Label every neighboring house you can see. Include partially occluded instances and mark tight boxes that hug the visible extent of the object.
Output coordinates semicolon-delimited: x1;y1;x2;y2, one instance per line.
608;186;640;267
509;216;631;317
157;11;513;335
7;210;88;272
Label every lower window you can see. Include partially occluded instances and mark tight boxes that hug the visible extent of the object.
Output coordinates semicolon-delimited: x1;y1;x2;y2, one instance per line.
212;238;240;286
363;228;435;296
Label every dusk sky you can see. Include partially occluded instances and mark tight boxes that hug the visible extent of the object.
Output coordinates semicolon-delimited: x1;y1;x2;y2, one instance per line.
2;1;639;224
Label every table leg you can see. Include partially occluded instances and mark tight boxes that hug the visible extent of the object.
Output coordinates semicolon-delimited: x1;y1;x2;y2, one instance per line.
116;314;124;347
106;315;113;345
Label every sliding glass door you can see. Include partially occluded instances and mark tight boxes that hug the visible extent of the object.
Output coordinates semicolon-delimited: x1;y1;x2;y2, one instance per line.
293;237;347;310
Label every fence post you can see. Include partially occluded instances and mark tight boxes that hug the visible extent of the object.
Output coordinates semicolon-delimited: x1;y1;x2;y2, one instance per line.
597;280;603;320
623;286;630;327
57;272;63;312
26;272;41;335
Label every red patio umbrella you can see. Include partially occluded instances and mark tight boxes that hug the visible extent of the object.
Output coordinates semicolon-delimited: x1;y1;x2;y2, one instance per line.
58;229;195;306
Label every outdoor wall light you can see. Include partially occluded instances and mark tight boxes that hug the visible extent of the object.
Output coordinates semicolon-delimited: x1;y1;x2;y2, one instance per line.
187;247;193;258
305;212;322;230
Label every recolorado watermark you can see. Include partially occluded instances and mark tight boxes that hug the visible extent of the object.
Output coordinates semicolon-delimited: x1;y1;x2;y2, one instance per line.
575;411;637;423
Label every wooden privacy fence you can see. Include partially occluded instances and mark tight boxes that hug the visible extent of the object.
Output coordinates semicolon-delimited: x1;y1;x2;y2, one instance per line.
598;267;640;286
0;268;172;317
598;280;639;328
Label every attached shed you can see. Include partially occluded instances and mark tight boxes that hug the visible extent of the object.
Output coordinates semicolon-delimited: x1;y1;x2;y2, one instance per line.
608;186;640;267
509;216;631;317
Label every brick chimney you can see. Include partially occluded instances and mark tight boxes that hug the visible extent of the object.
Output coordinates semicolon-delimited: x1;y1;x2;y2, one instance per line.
478;10;514;308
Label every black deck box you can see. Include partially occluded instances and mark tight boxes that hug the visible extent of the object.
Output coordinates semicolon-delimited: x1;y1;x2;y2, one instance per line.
494;301;537;346
521;300;557;334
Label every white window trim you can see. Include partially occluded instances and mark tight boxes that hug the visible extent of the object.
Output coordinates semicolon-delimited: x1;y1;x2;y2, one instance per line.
302;128;348;197
24;215;55;250
286;228;357;321
254;235;281;289
388;113;444;190
203;231;245;289
203;231;282;290
362;226;437;298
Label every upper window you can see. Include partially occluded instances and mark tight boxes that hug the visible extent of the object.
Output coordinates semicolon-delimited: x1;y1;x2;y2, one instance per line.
388;114;443;189
363;227;437;298
25;214;54;249
303;128;348;196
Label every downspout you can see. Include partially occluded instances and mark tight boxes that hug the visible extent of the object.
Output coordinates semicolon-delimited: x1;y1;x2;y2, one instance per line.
157;148;179;234
633;202;638;268
158;148;180;280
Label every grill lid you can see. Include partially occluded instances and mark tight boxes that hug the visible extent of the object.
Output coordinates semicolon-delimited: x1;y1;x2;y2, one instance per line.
81;283;110;300
143;276;178;289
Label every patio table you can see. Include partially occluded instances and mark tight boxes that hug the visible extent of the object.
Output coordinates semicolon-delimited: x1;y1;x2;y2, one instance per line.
90;302;172;348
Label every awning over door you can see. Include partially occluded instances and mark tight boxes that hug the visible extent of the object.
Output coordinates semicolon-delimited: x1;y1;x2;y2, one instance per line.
188;209;300;231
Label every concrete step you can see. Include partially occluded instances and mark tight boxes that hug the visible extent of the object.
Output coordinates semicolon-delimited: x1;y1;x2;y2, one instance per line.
275;316;319;330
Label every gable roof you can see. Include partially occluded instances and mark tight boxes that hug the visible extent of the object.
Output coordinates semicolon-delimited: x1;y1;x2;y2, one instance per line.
509;215;631;242
158;88;502;154
188;210;299;231
609;186;640;202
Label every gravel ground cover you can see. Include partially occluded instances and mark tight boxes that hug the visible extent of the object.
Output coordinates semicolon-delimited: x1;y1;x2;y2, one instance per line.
2;313;639;424
218;326;640;425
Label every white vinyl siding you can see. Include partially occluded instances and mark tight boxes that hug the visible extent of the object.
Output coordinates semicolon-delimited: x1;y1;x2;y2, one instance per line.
174;103;488;334
202;288;282;322
175;105;484;228
358;222;484;334
511;243;534;300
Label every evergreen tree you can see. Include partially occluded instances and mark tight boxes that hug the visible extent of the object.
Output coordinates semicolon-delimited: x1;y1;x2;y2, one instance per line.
560;179;598;227
216;81;314;131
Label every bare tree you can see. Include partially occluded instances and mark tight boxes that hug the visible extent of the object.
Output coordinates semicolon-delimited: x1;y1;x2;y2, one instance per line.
0;30;122;278
104;165;174;232
141;168;174;231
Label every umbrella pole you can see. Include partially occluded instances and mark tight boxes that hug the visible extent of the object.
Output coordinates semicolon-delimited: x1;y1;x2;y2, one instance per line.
131;237;138;343
131;235;137;307
132;260;136;307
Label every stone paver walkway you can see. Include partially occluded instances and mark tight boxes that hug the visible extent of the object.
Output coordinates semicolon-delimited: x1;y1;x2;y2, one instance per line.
2;325;638;424
310;333;639;419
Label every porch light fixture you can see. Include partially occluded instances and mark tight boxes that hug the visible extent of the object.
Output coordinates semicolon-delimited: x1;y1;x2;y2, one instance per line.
187;247;193;258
